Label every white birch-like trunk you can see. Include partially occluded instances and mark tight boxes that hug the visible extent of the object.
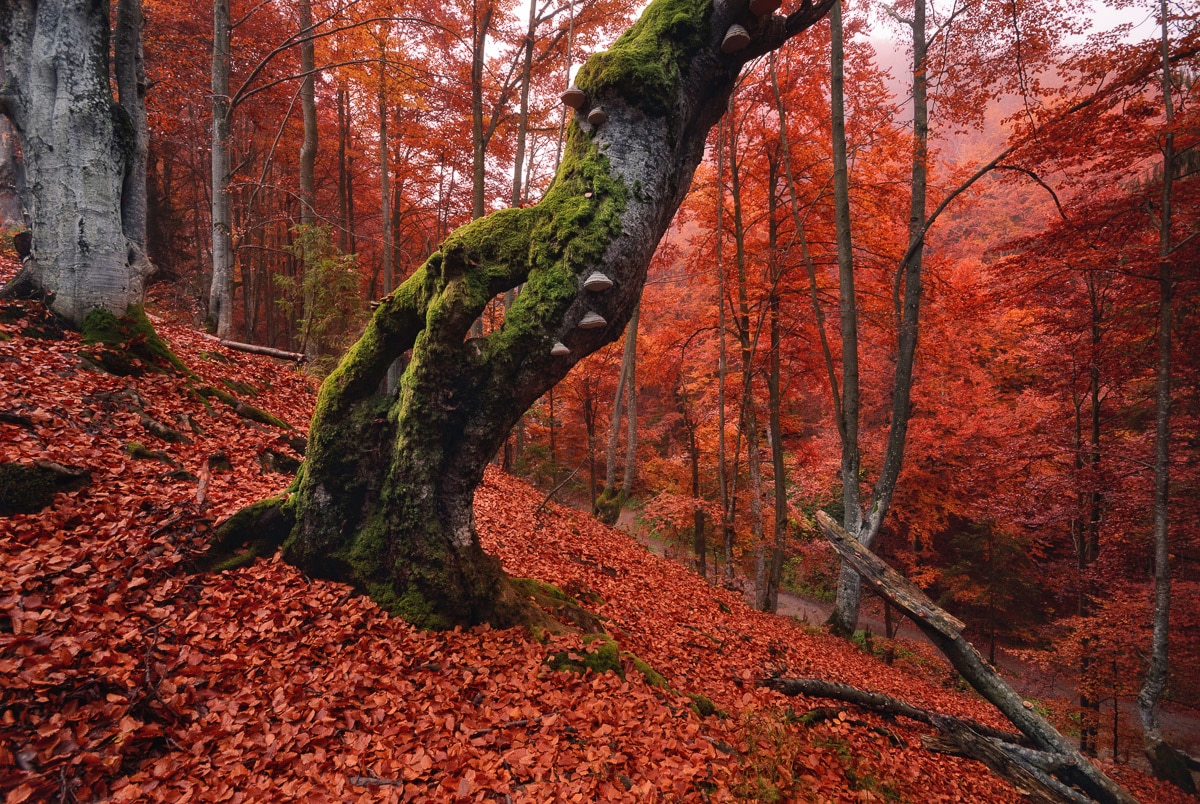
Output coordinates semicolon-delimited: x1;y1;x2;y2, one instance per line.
209;0;234;337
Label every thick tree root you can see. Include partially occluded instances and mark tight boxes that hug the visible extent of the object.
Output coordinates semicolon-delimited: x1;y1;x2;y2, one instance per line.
194;495;294;572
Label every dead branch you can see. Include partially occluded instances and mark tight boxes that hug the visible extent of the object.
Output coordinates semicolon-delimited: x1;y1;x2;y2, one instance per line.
814;511;1138;804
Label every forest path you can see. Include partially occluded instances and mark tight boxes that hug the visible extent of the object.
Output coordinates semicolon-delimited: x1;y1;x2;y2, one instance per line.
612;506;1200;764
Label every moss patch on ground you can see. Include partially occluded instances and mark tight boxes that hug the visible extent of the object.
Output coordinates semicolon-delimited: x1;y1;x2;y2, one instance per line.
80;306;191;377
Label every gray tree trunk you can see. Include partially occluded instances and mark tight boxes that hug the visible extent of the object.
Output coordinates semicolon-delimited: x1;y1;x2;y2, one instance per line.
621;302;639;497
209;0;234;337
115;0;149;274
1137;2;1193;792
0;113;24;228
829;0;927;634
212;0;835;629
729;137;766;610
0;0;148;325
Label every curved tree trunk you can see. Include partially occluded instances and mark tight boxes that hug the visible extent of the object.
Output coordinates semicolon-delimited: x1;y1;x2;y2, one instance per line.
0;0;148;324
229;0;834;629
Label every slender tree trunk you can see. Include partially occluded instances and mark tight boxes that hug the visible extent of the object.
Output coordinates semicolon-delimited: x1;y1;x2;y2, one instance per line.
209;0;234;336
729;131;766;608
298;0;316;226
766;155;787;614
621;303;639;497
715;119;734;579
1137;4;1191;791
471;0;493;221
830;0;928;634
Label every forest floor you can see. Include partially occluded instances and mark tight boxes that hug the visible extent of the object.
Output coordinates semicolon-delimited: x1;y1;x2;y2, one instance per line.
1;254;1196;802
611;507;1200;767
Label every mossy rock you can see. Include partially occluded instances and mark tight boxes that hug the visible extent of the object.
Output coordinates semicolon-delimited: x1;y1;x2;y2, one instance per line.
199;350;232;364
0;461;90;516
687;693;719;718
80;306;189;377
126;441;176;465
207;451;233;472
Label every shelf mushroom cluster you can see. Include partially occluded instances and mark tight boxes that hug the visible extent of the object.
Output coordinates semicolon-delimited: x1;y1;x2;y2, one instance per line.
550;271;615;357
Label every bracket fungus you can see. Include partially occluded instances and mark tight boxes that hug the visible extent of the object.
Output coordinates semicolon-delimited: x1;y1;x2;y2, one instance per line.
583;272;614;292
721;24;751;53
578;311;607;329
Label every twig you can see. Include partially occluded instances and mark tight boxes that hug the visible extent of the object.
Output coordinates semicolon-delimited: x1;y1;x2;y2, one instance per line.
469;713;551;738
535;461;585;515
348;775;404;787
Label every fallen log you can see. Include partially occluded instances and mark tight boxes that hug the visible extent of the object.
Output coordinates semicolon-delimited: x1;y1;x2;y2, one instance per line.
199;333;305;362
814;511;1138;804
219;340;305;362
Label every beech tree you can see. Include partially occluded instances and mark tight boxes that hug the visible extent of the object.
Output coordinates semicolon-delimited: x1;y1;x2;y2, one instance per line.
209;0;836;628
0;0;153;325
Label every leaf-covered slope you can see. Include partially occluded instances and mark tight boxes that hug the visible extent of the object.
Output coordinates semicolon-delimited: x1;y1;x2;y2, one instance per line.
1;259;1187;802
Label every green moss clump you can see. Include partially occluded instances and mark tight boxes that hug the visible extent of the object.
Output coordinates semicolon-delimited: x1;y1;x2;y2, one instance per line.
575;0;712;117
0;463;55;516
630;655;668;689
688;693;718;718
547;632;623;676
199;350;232;364
80;306;190;377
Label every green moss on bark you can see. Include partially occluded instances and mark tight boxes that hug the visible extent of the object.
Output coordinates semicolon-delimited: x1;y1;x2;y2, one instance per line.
575;0;712;117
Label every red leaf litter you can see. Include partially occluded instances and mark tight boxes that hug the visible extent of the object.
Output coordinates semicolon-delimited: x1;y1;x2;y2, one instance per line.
1;256;1188;802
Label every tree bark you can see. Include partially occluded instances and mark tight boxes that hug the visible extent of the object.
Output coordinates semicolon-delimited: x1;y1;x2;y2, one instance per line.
115;0;151;278
0;0;148;324
830;0;927;634
215;0;835;629
209;0;234;337
1137;2;1193;792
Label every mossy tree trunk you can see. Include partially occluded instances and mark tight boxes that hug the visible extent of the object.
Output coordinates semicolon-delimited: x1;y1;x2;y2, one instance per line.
249;0;834;629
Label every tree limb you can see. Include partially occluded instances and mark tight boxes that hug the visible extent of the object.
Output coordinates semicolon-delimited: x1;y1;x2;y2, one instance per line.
815;511;1139;804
